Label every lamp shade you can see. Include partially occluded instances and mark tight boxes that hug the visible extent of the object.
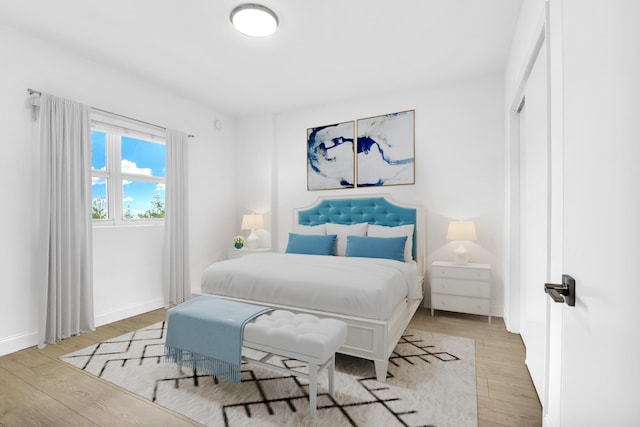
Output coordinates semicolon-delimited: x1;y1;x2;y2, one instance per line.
230;4;279;37
241;213;264;230
446;220;477;241
447;220;476;264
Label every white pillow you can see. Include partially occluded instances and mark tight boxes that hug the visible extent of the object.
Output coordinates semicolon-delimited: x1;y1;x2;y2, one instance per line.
367;224;415;262
326;222;368;256
292;223;327;235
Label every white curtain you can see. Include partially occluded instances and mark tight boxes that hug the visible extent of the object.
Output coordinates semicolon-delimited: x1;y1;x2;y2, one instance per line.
162;129;191;306
37;93;94;347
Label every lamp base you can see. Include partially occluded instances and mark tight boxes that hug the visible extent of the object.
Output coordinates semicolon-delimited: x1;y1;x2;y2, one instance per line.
453;244;470;265
245;230;259;250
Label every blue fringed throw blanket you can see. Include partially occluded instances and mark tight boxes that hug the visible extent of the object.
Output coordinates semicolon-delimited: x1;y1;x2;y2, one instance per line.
164;296;273;383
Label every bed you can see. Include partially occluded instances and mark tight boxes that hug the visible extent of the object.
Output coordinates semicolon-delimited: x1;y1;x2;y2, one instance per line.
201;195;424;382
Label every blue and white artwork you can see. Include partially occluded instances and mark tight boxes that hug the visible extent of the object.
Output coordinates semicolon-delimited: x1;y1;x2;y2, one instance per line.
356;110;415;187
307;121;355;190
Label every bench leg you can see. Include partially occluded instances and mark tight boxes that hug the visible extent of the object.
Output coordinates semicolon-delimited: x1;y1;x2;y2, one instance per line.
328;356;335;395
309;362;318;417
176;350;184;374
374;360;388;382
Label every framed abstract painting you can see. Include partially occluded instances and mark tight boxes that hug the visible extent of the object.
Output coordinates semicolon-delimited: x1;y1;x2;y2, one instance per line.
356;110;415;187
307;121;355;190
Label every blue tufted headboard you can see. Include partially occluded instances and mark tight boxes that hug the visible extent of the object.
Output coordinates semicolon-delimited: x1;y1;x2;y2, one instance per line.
294;195;423;270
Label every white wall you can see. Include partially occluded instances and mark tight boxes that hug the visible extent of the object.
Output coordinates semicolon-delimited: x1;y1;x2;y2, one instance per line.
237;74;507;315
234;115;275;248
0;23;236;355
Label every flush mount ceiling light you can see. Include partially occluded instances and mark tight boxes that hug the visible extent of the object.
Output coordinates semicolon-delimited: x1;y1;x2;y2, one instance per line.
230;3;278;37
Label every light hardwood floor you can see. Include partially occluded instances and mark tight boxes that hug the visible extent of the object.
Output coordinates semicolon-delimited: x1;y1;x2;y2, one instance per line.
0;307;541;426
409;309;542;426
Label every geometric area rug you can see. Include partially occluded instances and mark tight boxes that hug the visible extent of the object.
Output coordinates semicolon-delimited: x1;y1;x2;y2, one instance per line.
60;322;477;427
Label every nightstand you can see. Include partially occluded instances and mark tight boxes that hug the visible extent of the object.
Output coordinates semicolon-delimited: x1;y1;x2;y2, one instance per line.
227;247;272;259
431;261;492;323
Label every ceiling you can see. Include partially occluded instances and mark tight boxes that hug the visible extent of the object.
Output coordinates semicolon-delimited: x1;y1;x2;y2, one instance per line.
0;0;522;117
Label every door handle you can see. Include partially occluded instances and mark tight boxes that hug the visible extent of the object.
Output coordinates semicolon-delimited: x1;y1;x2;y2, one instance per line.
544;274;576;306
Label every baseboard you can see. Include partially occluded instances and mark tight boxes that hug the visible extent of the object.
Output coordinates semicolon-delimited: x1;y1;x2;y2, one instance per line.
543;413;556;427
0;330;39;357
94;297;164;327
0;298;165;357
491;303;504;320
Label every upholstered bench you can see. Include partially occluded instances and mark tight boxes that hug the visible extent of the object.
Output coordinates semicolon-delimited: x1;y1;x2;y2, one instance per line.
171;305;347;417
242;310;347;417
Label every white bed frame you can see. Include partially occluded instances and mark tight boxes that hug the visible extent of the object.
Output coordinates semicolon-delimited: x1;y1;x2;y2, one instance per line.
219;195;425;382
217;291;422;382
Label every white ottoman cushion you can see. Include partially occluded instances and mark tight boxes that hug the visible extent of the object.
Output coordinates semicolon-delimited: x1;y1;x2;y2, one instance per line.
244;310;347;361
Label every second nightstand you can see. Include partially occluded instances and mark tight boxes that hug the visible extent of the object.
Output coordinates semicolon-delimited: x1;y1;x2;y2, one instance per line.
431;261;492;323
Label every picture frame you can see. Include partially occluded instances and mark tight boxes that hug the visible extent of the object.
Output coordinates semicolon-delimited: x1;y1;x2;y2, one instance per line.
307;121;355;190
356;110;415;187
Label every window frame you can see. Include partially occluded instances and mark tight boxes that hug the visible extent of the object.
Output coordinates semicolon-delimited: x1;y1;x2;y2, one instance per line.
91;117;166;227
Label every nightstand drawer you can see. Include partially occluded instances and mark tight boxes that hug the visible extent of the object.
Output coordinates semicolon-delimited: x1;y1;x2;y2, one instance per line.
228;249;246;259
430;261;492;322
432;294;490;316
432;278;490;298
227;248;272;259
432;266;491;281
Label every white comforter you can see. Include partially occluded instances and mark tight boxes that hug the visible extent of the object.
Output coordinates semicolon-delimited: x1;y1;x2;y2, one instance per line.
200;253;422;321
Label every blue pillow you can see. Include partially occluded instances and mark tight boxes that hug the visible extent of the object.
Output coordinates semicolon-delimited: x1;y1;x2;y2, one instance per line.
345;235;408;262
285;233;337;256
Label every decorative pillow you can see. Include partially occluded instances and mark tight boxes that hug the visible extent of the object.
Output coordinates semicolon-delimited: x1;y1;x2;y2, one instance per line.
367;224;415;262
285;233;337;256
345;235;408;262
291;223;327;235
326;222;368;256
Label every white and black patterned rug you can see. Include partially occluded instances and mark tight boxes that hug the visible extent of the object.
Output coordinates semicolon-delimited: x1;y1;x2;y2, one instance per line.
60;322;477;427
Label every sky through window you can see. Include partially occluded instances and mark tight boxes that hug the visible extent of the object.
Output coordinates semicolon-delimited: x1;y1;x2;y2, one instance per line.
91;131;166;220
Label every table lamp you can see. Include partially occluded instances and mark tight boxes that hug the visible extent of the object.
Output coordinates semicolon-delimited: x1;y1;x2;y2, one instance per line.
241;213;264;249
446;220;477;265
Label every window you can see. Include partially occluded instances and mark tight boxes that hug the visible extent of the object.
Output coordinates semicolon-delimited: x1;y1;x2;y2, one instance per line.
91;122;166;225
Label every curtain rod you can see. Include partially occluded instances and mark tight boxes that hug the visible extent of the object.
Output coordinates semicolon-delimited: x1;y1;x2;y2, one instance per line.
27;88;194;138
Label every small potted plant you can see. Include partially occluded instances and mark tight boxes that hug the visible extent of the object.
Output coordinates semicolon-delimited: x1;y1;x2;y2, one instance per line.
233;235;245;249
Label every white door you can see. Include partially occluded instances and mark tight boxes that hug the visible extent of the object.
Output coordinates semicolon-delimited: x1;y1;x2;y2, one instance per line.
518;40;548;400
545;1;640;425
